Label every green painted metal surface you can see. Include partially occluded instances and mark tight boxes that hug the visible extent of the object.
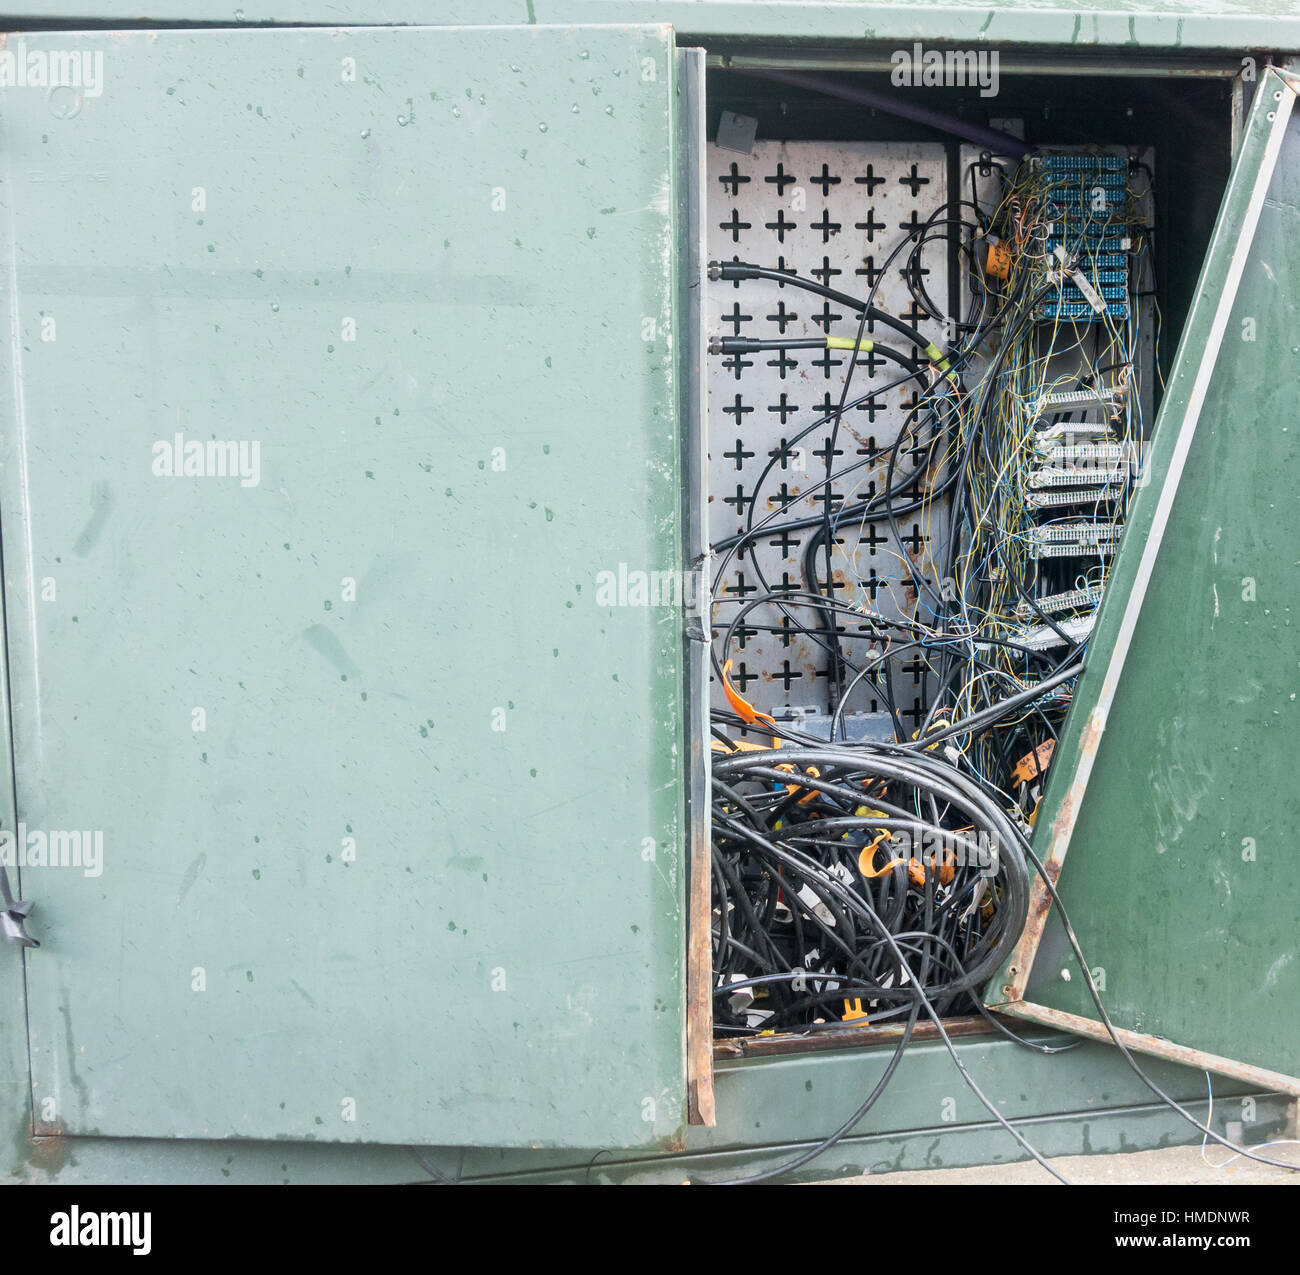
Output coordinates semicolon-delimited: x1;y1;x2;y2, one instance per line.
0;594;30;1164
992;69;1300;1083
0;23;693;1148
12;2;1300;53
0;4;1296;1184
4;1027;1284;1181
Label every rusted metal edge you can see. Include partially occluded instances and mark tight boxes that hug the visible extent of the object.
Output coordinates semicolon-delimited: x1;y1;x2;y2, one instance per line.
1003;999;1300;1098
686;835;716;1123
994;69;1298;1008
678;44;716;1129
713;1014;1001;1060
686;821;716;1125
996;714;1101;1003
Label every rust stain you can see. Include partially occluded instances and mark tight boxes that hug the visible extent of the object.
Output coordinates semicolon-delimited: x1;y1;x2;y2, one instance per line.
844;423;875;451
1015;870;1061;974
1009;709;1108;997
1026;856;1061;923
1079;711;1104;755
1004;851;1065;1000
27;1117;70;1173
1005;1001;1300;1097
714;1014;994;1060
32;1112;68;1140
1049;787;1079;843
1049;714;1102;842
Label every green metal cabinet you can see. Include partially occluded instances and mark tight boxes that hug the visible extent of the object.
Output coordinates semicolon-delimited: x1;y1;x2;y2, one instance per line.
1;22;697;1152
2;3;1299;1184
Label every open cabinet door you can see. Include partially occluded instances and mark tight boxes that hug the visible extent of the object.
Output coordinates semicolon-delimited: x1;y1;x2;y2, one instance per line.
0;23;706;1148
988;65;1300;1094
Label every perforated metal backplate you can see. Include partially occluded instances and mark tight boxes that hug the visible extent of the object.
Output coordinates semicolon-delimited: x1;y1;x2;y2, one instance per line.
706;141;950;727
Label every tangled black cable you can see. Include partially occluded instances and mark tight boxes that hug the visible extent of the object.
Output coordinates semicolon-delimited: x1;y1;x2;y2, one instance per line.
711;743;1030;1037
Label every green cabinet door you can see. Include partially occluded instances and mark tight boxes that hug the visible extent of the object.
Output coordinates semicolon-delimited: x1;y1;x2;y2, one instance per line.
0;24;700;1147
990;67;1300;1095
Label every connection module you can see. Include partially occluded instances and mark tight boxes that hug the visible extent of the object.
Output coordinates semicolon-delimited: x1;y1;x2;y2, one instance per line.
1036;152;1131;322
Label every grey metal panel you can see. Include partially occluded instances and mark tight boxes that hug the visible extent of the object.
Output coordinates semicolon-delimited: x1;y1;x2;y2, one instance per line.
0;23;690;1148
706;140;950;723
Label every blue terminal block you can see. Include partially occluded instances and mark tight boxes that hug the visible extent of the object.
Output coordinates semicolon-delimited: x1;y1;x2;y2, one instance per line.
1037;153;1131;322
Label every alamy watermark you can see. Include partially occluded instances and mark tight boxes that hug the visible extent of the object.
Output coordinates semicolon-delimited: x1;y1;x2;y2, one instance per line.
152;433;261;487
890;42;1000;98
890;827;1001;878
0;42;104;98
50;1207;150;1255
595;563;702;609
0;825;103;877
